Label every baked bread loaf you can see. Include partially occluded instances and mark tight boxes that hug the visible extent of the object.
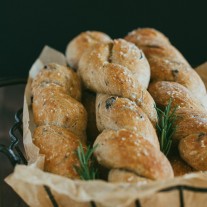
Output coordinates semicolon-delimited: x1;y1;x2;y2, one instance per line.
78;39;157;126
67;32;156;122
125;28;207;109
31;63;87;179
66;31;174;183
149;81;207;171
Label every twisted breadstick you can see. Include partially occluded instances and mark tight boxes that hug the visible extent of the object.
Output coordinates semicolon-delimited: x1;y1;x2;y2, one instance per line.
149;81;207;171
78;39;157;126
67;32;174;182
32;63;87;178
125;28;207;109
67;32;156;122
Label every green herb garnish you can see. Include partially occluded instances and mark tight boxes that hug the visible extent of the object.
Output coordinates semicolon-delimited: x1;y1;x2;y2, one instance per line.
155;98;178;156
75;143;98;180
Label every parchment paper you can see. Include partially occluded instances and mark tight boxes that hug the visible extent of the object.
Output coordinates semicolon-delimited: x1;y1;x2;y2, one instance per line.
5;46;207;207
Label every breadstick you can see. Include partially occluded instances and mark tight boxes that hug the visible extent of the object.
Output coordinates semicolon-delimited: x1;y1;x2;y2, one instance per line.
149;81;207;171
125;28;207;109
32;63;87;178
78;39;157;126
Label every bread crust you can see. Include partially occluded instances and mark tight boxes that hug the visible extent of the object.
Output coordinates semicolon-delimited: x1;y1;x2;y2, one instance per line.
125;28;207;109
148;81;204;112
31;63;88;179
94;129;174;180
78;40;157;126
33;125;85;179
179;134;207;171
33;84;87;141
96;94;159;149
111;39;150;89
66;31;112;69
31;63;81;101
149;81;207;170
125;28;189;66
108;169;151;184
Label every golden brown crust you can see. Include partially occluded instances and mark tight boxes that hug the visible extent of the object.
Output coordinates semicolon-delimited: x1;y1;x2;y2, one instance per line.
78;41;157;126
148;81;207;142
148;81;207;171
78;39;150;89
174;109;207;142
94;129;174;180
126;28;170;47
96;94;159;149
32;63;88;180
31;63;81;101
179;134;207;171
111;39;150;89
33;86;87;141
33;125;84;179
108;169;151;184
148;58;206;99
148;81;204;111
66;31;112;69
125;28;207;109
125;28;189;66
33;82;69;99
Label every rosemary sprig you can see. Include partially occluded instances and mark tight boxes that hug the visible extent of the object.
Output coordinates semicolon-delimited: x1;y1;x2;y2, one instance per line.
155;98;178;156
75;143;98;180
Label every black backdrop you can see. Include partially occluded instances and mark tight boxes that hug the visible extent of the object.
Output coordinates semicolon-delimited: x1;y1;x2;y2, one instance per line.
0;0;206;78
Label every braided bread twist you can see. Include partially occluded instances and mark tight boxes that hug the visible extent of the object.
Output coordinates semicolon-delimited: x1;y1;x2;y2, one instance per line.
149;81;207;171
67;32;174;182
125;28;207;109
78;39;157;126
31;63;87;178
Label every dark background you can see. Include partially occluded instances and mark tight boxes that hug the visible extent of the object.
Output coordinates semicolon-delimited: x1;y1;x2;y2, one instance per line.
0;0;206;78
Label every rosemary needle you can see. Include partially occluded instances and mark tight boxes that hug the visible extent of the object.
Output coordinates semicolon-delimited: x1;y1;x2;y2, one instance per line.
75;143;98;180
155;98;178;156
